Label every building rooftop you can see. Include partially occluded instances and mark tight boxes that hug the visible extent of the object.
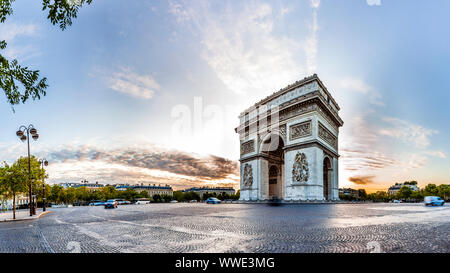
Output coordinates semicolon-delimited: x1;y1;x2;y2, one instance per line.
115;184;173;190
182;187;235;192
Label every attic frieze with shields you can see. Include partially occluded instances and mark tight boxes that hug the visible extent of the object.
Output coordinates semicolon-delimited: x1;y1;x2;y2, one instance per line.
236;93;342;137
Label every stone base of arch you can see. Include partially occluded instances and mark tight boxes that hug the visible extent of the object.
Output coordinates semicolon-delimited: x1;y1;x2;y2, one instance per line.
240;145;339;202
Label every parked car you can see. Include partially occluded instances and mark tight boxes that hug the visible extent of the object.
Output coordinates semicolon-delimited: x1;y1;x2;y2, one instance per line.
393;200;401;203
104;199;118;209
424;196;445;206
170;200;178;203
189;200;198;203
206;197;221;204
89;200;105;206
135;198;150;204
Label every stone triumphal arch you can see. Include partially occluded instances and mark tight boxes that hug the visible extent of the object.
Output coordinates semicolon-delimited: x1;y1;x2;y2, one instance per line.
236;74;344;201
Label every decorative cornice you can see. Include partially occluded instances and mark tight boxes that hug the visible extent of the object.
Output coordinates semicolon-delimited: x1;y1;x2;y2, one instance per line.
239;74;341;117
236;96;343;134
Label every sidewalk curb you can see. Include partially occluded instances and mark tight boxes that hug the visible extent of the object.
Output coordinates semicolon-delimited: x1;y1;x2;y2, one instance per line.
1;210;52;223
38;211;52;218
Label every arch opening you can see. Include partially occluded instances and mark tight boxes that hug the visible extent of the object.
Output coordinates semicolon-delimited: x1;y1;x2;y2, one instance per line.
262;134;284;199
323;157;332;200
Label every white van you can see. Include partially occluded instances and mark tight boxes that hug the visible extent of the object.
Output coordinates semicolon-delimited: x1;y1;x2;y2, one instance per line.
424;196;445;206
135;198;150;205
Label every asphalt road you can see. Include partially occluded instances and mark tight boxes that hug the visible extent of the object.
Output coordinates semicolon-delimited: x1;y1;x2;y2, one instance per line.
0;203;448;253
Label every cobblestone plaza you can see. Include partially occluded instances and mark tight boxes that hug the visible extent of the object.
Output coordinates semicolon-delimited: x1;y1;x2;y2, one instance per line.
0;203;448;253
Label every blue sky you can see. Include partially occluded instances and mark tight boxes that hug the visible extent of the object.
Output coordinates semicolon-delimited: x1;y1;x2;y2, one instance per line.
0;0;449;191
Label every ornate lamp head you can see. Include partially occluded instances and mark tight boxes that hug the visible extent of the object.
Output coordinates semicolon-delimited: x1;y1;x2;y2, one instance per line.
20;135;27;142
29;128;37;135
16;130;24;137
44;160;48;166
32;133;39;140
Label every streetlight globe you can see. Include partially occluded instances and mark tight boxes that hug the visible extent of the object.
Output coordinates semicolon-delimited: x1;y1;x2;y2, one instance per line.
16;130;24;137
20;135;27;142
32;133;39;140
30;128;37;135
44;160;49;166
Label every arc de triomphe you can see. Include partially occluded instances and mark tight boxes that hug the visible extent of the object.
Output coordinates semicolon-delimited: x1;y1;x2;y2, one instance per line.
235;74;344;201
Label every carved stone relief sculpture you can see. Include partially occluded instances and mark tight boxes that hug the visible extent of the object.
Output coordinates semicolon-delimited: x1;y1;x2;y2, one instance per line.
290;121;312;140
240;140;255;155
292;152;309;183
243;164;254;187
318;122;337;149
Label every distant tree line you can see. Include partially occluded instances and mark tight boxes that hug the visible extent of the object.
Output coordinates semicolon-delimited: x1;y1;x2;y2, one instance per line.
340;183;449;203
172;190;240;202
1;158;242;213
45;185;150;205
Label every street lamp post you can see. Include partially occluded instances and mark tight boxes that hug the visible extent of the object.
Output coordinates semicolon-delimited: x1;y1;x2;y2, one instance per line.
16;125;39;216
39;159;49;212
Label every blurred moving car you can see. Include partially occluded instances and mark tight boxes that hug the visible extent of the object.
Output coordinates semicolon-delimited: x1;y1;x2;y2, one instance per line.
189;200;198;203
116;199;131;205
135;198;150;204
170;200;178;203
206;197;221;204
268;197;283;206
89;200;105;206
393;200;401;203
104;199;118;209
424;196;445;206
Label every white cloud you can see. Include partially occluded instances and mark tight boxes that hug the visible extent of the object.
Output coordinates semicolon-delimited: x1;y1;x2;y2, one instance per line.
339;112;446;186
305;0;320;74
104;67;159;99
340;78;371;93
310;0;321;9
168;0;193;24
0;22;39;60
380;117;438;149
0;22;36;41
340;77;384;106
424;150;447;159
366;0;382;6
0;141;239;190
168;0;318;96
404;154;428;170
279;7;291;16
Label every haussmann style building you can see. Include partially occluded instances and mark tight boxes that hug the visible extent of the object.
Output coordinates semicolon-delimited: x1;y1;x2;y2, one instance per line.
235;74;344;201
182;187;236;198
115;183;173;197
